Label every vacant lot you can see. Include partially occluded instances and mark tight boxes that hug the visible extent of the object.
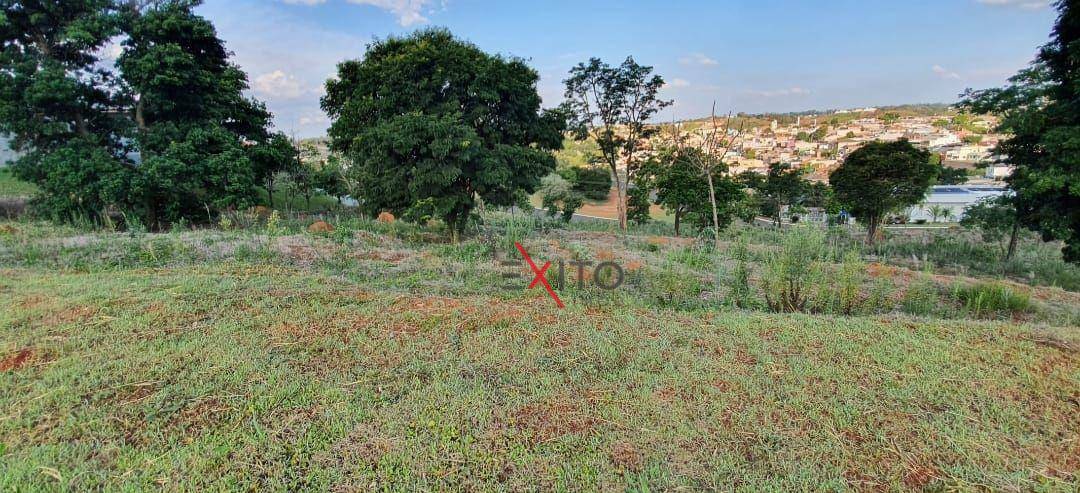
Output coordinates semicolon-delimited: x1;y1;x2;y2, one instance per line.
1;213;1077;491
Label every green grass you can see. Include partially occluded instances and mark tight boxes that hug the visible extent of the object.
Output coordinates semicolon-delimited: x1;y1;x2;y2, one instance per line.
1;265;1077;491
0;168;37;198
952;281;1033;318
0;214;1078;490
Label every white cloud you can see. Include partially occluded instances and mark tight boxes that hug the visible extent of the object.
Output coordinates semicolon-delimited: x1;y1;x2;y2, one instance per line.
252;70;310;99
975;0;1051;9
745;87;811;98
666;78;691;88
932;65;962;80
678;53;719;66
299;114;331;126
283;0;435;26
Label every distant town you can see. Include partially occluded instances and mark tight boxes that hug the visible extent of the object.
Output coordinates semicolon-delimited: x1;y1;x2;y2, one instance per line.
663;104;1009;185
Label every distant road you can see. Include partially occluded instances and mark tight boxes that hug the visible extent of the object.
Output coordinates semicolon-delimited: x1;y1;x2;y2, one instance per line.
505;206;618;223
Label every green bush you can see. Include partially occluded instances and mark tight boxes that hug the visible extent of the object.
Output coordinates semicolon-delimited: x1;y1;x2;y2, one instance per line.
762;226;826;313
816;250;866;315
951;282;1032;318
726;237;753;308
901;269;940;317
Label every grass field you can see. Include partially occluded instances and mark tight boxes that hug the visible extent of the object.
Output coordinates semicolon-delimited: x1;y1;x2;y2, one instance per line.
1;208;1078;490
0;169;37;198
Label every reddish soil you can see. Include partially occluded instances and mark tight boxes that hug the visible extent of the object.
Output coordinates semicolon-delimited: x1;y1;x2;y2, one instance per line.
609;442;644;472
0;349;33;371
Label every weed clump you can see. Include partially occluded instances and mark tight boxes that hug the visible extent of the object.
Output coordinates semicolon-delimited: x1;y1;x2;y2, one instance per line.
762;226;826;313
951;282;1032;318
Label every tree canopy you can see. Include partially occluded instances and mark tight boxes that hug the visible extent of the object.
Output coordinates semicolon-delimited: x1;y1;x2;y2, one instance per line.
738;162;810;228
0;0;286;228
961;0;1080;262
322;29;564;239
639;146;744;236
562;56;670;230
829;139;936;244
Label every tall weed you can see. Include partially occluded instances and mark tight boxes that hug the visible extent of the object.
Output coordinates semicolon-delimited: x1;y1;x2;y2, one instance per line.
762;226;826;313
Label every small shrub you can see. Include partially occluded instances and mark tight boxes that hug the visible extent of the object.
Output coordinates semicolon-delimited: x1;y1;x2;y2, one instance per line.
762;226;826;313
726;237;753;308
901;269;940;317
863;278;897;314
669;246;714;270
501;214;536;257
265;210;285;237
952;282;1032;318
817;250;866;315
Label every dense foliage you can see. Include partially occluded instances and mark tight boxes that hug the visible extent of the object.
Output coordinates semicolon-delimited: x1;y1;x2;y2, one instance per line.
639;146;745;236
322;29;564;239
737;163;811;228
961;0;1080;262
0;0;287;228
829;139;936;244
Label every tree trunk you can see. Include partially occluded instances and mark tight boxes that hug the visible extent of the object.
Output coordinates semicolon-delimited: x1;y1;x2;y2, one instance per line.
866;216;880;246
144;196;158;232
674;209;682;237
1006;221;1020;261
266;178;275;207
135;98;146;132
74;110;90;138
613;167;628;231
706;171;720;247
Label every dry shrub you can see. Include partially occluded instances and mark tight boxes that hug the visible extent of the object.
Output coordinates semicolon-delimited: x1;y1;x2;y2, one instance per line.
308;220;335;233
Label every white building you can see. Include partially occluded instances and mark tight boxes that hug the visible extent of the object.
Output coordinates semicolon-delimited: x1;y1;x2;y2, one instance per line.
906;186;1007;223
984;165;1014;180
944;145;990;162
928;133;961;148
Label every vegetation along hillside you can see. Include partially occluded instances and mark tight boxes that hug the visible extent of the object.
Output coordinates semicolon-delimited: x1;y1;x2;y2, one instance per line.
1;0;1078;491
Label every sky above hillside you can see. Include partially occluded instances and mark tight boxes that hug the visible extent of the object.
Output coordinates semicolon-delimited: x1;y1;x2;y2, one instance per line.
196;0;1058;137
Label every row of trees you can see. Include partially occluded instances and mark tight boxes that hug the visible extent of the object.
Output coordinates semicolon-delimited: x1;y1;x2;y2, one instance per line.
0;0;304;229
5;1;1077;263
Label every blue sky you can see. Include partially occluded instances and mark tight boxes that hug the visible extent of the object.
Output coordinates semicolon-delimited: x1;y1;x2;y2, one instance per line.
196;0;1058;137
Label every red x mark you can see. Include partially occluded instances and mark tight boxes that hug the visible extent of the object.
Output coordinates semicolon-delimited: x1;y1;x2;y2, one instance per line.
514;242;564;308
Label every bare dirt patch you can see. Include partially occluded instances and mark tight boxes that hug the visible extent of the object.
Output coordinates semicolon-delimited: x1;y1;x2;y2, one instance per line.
39;305;97;327
609;441;644;472
0;348;34;371
512;399;597;443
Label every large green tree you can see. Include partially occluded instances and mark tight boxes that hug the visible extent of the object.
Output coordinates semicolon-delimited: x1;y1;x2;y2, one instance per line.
738;162;811;228
638;146;744;236
0;0;284;227
562;57;670;231
322;29;564;241
829;139;936;244
961;0;1080;262
119;0;275;227
0;0;130;219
